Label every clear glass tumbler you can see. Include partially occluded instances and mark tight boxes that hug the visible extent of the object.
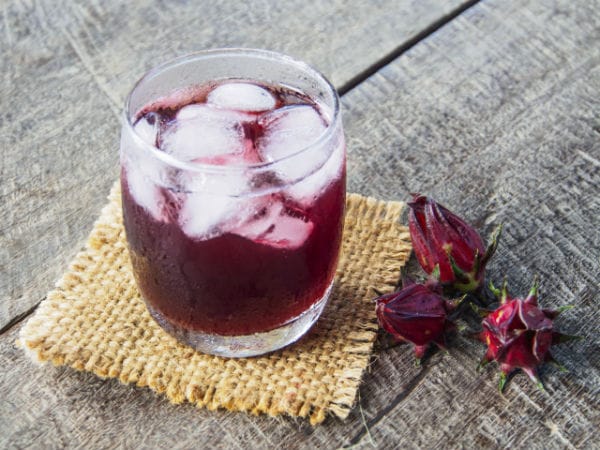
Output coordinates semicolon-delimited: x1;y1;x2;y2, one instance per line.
120;49;345;357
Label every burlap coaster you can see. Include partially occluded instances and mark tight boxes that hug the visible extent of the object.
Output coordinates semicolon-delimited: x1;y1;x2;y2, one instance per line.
18;184;411;425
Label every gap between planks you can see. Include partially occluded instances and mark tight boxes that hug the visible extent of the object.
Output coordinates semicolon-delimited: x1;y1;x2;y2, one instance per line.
337;0;482;96
0;302;41;336
344;359;439;447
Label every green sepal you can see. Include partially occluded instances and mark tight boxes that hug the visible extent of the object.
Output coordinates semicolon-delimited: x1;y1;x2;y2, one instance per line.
543;304;575;319
470;303;491;318
481;224;503;267
446;294;468;310
446;250;471;284
500;277;509;305
430;264;441;282
477;357;490;372
456;323;469;333
524;368;545;391
498;372;508;392
525;275;539;305
489;280;501;298
552;332;582;345
545;354;569;373
471;248;482;280
555;304;575;314
434;339;449;353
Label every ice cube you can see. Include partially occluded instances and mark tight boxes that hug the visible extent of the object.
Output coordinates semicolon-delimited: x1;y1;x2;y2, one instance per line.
176;103;254;123
257;105;327;183
161;104;248;162
178;192;242;240
286;141;345;206
207;82;276;112
133;113;159;146
122;115;165;220
125;161;164;221
234;197;313;249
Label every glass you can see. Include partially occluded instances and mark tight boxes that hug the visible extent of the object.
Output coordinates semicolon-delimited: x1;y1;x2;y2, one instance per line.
120;49;346;357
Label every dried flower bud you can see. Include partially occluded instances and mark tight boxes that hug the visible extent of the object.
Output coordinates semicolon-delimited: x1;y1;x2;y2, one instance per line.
375;281;461;364
474;278;579;391
408;194;501;293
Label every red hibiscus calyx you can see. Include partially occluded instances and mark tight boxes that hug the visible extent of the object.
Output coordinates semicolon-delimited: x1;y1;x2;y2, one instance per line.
375;194;580;392
375;280;466;365
408;194;502;294
473;277;580;392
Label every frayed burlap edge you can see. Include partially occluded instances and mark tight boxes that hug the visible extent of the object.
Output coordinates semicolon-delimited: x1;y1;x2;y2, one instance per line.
18;183;411;425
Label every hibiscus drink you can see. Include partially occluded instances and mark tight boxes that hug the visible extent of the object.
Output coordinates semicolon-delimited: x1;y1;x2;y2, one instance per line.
120;50;345;356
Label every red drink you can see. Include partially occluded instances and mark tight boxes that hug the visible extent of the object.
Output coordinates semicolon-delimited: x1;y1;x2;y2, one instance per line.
120;50;345;356
122;171;344;335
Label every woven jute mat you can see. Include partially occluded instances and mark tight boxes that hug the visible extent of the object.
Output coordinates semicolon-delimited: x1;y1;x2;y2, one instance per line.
18;184;411;425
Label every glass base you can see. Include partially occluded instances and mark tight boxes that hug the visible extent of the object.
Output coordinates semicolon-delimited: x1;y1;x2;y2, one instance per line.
145;282;333;358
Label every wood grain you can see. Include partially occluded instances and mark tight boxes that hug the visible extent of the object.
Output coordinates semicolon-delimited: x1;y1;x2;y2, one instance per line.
2;0;600;448
0;0;466;330
340;0;600;447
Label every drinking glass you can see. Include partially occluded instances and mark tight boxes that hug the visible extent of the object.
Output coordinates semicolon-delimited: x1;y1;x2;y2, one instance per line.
120;49;345;357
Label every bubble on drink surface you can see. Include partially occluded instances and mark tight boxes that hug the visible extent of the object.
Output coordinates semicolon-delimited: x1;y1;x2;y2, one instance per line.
233;196;314;249
161;104;249;162
207;82;277;112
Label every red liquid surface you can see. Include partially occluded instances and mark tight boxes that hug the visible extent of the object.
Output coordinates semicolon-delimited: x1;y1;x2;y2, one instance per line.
122;81;345;336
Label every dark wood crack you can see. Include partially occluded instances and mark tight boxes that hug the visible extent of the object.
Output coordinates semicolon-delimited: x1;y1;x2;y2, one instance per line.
337;0;482;96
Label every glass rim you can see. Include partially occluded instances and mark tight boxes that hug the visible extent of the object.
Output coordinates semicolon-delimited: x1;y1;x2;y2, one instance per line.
123;48;341;174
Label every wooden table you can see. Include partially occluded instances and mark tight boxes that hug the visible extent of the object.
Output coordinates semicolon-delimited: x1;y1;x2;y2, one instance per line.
2;0;599;447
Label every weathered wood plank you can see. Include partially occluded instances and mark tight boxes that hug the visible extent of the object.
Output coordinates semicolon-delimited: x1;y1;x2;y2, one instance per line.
340;0;600;448
0;0;467;329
